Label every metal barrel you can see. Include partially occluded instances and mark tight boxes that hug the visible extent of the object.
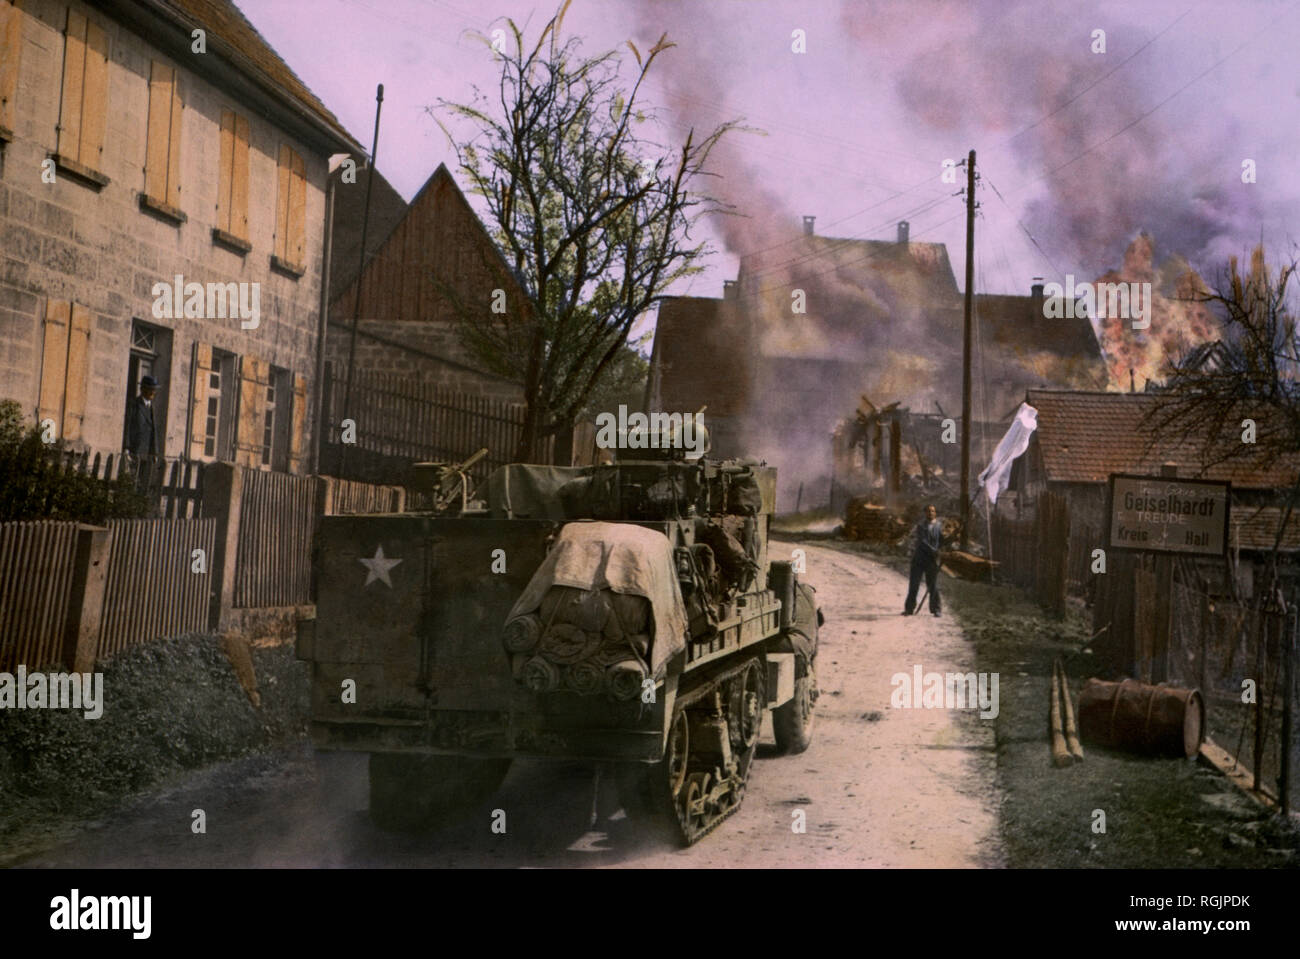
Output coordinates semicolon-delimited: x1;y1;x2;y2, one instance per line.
1077;678;1205;759
769;560;795;630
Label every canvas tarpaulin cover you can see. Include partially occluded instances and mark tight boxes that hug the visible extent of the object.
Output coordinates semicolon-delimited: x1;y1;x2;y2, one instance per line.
486;464;595;519
507;521;688;676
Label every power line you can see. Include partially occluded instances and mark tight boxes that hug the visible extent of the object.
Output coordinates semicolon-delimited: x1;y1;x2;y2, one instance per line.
995;3;1201;150
1006;0;1300;197
983;174;1063;277
663;89;943;169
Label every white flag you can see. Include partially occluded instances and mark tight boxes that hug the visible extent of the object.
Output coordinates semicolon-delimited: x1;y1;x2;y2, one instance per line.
977;402;1038;505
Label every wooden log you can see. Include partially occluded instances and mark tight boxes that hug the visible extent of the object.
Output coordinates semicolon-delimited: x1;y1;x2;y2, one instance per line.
1059;658;1085;761
1050;659;1074;767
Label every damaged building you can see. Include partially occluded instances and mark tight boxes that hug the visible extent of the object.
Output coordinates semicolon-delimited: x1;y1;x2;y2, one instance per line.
647;218;1108;510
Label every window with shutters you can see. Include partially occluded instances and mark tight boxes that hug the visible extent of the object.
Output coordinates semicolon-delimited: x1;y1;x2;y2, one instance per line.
52;8;110;188
271;144;306;278
141;60;185;223
261;366;292;471
37;300;92;444
0;0;22;143
213;108;251;253
188;344;236;463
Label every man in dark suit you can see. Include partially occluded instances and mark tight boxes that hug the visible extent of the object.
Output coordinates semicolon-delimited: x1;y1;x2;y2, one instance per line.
903;504;944;616
126;374;160;458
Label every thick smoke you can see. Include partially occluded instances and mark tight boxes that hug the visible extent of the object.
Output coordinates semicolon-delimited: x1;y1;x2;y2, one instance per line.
841;0;1265;274
630;0;1274;506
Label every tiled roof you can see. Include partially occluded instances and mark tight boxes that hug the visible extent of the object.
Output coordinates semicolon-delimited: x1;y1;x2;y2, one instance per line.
328;164;408;299
739;235;962;363
1230;506;1300;552
1027;389;1300;489
976;293;1103;360
158;0;360;150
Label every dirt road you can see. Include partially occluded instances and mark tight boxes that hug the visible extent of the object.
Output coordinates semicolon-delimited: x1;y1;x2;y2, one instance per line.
22;541;1004;868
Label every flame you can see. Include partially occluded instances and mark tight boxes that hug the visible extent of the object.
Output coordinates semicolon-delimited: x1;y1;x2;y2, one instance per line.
1091;233;1221;390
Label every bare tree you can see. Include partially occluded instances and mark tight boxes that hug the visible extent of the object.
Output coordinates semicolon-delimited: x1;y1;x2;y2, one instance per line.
1142;245;1300;599
431;1;744;461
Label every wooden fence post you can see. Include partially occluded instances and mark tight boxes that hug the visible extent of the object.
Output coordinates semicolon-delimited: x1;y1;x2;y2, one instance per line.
316;474;333;517
1281;605;1294;815
61;524;111;673
1253;609;1265;792
202;462;243;631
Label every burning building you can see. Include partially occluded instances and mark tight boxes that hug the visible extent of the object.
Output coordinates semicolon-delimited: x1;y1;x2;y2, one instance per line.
647;218;1107;510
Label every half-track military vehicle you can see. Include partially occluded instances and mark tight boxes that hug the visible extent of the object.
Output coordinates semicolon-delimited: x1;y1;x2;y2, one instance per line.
296;438;820;845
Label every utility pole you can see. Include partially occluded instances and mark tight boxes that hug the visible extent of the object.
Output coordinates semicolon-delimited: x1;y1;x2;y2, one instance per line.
341;82;385;476
960;149;976;550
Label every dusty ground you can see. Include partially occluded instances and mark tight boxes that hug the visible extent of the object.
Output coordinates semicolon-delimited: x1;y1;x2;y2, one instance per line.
18;541;1004;868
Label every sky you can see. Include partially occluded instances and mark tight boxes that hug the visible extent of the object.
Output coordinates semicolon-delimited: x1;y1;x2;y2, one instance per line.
238;0;1300;306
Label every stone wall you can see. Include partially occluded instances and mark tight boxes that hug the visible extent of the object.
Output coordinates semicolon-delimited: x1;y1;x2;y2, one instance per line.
0;0;330;468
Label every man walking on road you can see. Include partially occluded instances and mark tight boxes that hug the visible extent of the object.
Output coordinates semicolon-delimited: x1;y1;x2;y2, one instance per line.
903;504;943;616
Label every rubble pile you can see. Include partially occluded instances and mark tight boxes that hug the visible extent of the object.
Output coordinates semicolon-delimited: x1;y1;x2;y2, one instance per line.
842;499;908;542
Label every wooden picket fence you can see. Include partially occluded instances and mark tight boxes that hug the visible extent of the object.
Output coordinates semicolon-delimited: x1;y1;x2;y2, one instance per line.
0;521;81;672
319;362;553;487
97;518;216;658
0;466;414;670
318;474;405;515
40;449;204;518
1066;522;1099;595
989;491;1071;617
233;468;315;608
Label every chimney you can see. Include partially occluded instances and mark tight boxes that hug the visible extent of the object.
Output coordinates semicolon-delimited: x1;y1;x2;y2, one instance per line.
802;215;816;236
1030;277;1044;317
723;280;737;299
897;221;909;244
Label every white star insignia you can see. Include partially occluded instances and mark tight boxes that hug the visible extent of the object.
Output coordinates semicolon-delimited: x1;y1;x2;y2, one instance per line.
359;545;403;588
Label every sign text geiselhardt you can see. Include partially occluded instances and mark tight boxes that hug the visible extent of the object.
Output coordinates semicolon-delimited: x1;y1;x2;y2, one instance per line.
1107;474;1230;557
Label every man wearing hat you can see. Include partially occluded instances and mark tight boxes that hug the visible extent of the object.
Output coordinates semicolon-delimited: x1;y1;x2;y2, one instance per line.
126;374;161;458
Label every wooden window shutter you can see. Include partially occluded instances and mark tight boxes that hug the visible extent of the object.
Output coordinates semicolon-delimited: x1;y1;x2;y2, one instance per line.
57;10;86;162
0;1;22;136
234;355;269;468
274;144;292;261
288;150;306;266
166;68;182;207
145;61;181;207
38;300;70;434
216;110;250;240
57;11;108;169
62;303;91;442
287;372;308;473
232;113;249;238
187;341;213;461
216;110;233;233
80;20;108;168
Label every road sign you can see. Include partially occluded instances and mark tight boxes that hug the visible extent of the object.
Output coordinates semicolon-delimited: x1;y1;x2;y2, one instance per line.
1106;473;1231;557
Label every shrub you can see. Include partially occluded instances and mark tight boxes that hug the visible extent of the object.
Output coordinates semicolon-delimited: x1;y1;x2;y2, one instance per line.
0;399;150;523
